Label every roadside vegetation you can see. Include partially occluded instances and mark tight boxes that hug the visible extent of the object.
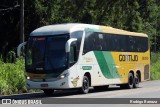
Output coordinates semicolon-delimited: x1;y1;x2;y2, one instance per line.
150;52;160;80
0;57;27;95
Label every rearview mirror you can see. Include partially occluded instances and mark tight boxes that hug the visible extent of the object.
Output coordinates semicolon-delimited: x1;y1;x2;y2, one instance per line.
17;42;27;57
65;38;77;53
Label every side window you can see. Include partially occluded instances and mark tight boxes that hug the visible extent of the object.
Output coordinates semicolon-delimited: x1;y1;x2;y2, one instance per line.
98;33;104;50
108;34;119;51
135;37;140;52
83;31;94;53
69;41;77;67
144;37;148;51
119;35;127;51
129;36;134;52
104;34;111;51
115;35;121;51
71;31;83;50
71;31;83;59
84;32;104;53
83;32;148;53
136;37;148;52
129;36;149;52
132;37;136;52
69;46;76;64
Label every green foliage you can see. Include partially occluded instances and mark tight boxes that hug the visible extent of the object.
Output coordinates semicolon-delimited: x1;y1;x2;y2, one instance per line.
0;57;27;95
23;0;160;52
150;52;160;80
1;0;160;53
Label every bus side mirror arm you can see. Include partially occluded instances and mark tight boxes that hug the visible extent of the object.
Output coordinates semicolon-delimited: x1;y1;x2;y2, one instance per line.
17;42;27;57
65;38;77;53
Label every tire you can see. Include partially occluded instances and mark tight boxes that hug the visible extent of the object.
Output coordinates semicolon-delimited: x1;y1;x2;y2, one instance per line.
120;73;134;89
43;89;54;96
94;85;109;91
133;73;140;88
79;76;90;94
127;73;134;89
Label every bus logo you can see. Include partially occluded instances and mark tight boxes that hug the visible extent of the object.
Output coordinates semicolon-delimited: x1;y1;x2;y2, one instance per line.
119;54;138;62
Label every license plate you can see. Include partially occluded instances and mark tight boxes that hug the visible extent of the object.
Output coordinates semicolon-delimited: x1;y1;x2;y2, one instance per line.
41;84;48;87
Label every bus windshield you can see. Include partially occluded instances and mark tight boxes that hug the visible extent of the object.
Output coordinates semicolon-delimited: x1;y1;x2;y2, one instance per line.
26;34;69;73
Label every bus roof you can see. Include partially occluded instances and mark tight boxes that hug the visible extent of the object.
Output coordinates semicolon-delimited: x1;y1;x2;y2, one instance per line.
30;23;148;37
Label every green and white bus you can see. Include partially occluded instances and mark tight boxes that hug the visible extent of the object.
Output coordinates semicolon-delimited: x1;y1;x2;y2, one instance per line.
17;23;150;95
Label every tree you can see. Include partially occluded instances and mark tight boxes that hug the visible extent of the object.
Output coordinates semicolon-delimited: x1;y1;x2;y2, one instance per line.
0;0;160;58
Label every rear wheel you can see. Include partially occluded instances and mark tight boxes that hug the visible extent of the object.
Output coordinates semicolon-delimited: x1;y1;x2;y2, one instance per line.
133;73;140;88
128;73;134;89
43;89;54;96
120;73;134;89
79;76;90;94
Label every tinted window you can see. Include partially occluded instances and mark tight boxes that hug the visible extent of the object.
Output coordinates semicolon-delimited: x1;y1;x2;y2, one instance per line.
25;34;69;74
26;37;46;69
71;31;83;59
71;31;83;50
83;32;148;53
45;36;68;70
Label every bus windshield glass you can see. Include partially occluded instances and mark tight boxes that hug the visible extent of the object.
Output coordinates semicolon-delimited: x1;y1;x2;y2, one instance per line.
26;34;69;73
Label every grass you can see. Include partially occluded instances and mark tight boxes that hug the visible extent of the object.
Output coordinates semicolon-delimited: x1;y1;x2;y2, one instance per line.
0;57;27;95
150;52;160;80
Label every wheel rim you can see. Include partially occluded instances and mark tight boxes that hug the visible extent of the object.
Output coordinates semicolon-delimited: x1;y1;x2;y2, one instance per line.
83;78;89;91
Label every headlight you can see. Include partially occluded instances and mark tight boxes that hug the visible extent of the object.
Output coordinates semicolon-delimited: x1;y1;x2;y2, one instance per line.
26;76;30;80
25;73;30;80
58;73;69;79
59;75;65;79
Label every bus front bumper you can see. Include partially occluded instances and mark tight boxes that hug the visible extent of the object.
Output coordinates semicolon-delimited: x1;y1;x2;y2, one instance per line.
26;77;72;89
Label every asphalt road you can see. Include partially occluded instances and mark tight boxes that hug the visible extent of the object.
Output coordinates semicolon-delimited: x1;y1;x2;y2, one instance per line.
0;80;160;106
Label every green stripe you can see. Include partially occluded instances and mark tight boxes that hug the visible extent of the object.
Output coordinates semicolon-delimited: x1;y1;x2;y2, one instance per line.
94;51;113;78
103;52;121;78
94;51;121;79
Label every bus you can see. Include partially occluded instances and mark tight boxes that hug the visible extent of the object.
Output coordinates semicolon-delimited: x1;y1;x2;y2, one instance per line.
17;23;150;95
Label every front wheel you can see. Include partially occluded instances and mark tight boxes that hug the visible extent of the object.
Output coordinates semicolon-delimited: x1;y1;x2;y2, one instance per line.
79;76;90;94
